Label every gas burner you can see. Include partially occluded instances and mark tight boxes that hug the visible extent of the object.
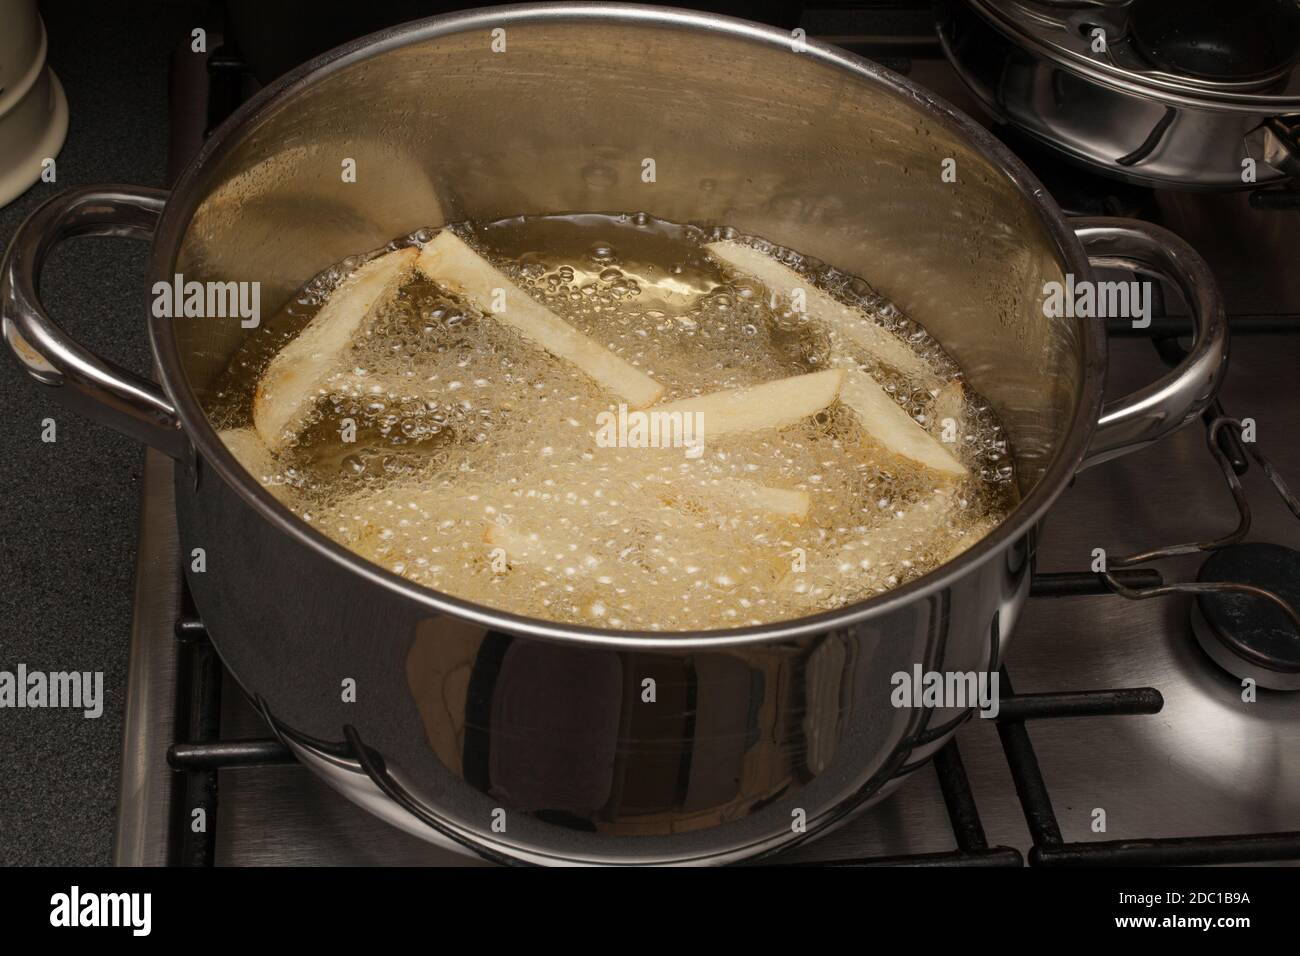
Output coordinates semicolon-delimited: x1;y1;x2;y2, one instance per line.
1192;543;1300;691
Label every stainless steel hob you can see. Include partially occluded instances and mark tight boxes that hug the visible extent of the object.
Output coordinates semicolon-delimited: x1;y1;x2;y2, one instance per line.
112;11;1300;867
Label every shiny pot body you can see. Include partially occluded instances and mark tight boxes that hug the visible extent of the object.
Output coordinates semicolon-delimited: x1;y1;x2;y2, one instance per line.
2;4;1227;864
939;0;1300;190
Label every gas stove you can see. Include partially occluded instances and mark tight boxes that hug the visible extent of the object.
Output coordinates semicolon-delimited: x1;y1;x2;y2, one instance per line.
112;6;1300;867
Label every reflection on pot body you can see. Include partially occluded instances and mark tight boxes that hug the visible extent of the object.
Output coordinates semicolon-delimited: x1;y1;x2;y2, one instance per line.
0;5;1227;864
183;454;1028;861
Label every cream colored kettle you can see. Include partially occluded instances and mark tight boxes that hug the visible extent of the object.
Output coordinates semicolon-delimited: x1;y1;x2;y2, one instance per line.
0;0;68;207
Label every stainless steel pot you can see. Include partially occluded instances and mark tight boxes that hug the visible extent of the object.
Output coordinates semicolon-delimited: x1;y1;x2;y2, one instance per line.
939;0;1300;189
1;3;1228;865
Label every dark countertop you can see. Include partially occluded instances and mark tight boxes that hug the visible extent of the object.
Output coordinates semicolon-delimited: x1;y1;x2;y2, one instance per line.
0;1;212;866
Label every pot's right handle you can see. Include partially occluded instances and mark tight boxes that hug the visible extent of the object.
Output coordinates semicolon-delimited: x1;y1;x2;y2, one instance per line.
1;184;186;458
1072;217;1229;470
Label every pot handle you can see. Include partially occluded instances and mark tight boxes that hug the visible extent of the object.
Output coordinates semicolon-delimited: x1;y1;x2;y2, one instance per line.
1;184;185;458
1071;217;1228;470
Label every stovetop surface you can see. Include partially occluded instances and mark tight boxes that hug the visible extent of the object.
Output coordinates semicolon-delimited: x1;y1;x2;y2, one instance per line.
202;335;1298;865
113;13;1300;867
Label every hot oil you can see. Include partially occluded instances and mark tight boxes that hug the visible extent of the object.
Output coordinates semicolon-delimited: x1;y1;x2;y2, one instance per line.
205;213;1019;631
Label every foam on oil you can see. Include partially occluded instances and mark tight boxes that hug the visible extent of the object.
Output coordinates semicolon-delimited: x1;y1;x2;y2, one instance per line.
206;213;1018;631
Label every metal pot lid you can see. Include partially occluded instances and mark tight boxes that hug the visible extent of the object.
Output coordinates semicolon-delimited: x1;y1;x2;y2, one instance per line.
967;0;1300;111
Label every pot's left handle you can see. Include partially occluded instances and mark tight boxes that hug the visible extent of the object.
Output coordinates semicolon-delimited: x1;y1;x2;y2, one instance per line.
1072;217;1229;469
1;185;185;458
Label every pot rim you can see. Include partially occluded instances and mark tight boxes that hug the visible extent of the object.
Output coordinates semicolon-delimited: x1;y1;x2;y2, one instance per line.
149;1;1103;650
